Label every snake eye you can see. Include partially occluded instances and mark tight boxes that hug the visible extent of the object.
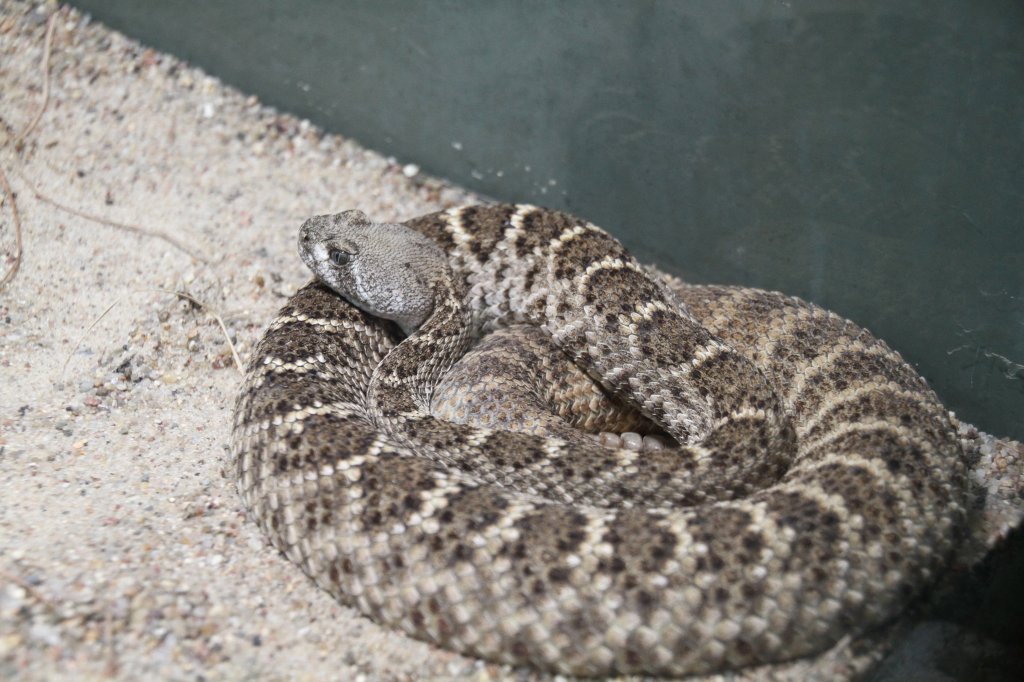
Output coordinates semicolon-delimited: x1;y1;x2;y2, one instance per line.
329;249;352;266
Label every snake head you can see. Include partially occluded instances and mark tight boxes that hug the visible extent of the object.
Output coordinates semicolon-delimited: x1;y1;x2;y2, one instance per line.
299;210;447;335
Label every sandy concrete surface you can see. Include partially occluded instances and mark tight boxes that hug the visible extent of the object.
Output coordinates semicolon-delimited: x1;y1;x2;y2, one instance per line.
1;2;1022;681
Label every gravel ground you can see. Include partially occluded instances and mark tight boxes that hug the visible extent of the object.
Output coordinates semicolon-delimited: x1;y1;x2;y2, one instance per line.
0;2;498;679
1;2;1022;681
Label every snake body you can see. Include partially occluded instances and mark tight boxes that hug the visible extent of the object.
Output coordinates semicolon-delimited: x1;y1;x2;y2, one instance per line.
231;204;968;676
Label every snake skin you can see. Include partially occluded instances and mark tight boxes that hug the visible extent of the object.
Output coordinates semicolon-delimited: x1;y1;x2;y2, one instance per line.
231;204;969;677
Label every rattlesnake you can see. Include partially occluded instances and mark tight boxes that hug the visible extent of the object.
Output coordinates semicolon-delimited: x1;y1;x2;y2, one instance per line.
231;204;970;677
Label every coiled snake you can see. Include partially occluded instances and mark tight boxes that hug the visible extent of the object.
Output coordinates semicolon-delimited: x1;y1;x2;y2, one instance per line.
231;204;968;677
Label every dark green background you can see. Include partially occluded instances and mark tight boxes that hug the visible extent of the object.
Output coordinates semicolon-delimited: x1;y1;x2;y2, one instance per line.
71;0;1024;440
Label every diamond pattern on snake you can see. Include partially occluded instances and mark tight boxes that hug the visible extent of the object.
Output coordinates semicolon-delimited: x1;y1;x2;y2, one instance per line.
231;204;968;677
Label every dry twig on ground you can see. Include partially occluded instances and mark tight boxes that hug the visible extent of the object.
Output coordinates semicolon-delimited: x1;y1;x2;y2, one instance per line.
20;175;210;264
0;569;57;615
0;167;24;289
3;9;208;292
61;289;244;378
168;289;244;373
12;12;58;148
1;11;47;289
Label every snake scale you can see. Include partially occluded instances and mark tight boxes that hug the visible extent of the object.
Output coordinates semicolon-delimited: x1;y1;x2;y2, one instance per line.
231;204;969;677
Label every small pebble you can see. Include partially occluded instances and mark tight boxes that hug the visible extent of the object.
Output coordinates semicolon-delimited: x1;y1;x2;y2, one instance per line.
3;584;27;605
28;623;61;647
0;633;23;656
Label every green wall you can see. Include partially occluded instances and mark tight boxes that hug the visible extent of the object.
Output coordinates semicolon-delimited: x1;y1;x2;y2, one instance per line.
72;0;1024;440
